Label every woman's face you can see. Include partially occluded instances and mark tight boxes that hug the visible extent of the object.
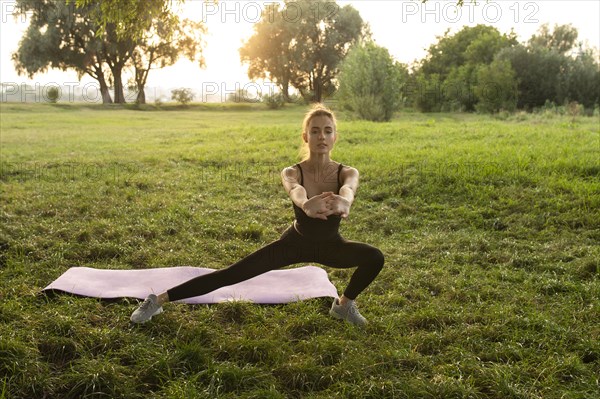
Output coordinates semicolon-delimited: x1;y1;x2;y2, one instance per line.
303;115;336;154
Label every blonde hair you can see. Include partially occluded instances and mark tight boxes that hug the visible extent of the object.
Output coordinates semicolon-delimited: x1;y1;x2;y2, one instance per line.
298;103;338;161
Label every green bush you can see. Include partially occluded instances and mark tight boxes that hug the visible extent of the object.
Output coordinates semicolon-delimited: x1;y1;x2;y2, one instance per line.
352;95;387;121
46;86;60;103
442;65;475;112
227;88;260;103
566;100;583;117
337;41;408;121
540;99;559;114
287;93;304;105
171;88;195;105
474;59;518;113
262;92;285;109
413;73;443;112
535;100;595;118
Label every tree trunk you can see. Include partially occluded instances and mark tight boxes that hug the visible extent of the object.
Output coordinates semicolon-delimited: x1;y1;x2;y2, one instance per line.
103;23;133;104
136;88;146;104
133;59;151;105
111;65;126;103
314;85;322;102
313;73;322;103
97;70;113;104
99;77;113;104
87;64;113;104
282;80;290;102
314;63;326;103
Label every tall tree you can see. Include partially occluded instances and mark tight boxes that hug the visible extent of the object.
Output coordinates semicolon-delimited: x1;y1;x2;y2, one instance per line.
496;44;566;110
288;0;364;102
130;15;206;104
563;47;600;109
12;0;115;103
73;0;177;40
15;0;208;104
528;23;579;54
496;24;598;110
240;0;364;103
71;0;171;103
419;25;518;81
415;25;518;111
101;23;135;103
239;4;296;101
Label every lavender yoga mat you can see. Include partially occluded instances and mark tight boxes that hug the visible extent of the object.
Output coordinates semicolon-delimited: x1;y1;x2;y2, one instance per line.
42;265;339;304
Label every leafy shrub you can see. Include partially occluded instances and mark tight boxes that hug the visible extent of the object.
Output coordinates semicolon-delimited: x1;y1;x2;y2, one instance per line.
566;101;583;117
262;92;285;109
171;88;195;105
337;41;408;121
227;88;260;103
287;93;304;105
442;65;475;112
534;100;596;118
352;95;387;121
492;110;511;120
540;99;559;113
412;73;443;113
154;96;166;107
46;86;60;103
474;59;518;113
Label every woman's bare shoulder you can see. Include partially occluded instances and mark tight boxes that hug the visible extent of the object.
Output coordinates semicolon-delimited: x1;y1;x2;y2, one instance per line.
339;163;359;175
281;164;301;181
338;164;359;187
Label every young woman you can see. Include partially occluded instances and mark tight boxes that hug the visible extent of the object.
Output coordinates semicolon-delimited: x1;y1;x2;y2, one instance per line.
131;103;385;326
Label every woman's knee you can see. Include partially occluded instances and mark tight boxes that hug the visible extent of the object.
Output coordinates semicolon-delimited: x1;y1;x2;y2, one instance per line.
372;247;385;270
357;246;384;270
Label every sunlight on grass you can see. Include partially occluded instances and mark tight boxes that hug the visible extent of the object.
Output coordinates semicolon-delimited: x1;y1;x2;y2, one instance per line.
0;103;598;398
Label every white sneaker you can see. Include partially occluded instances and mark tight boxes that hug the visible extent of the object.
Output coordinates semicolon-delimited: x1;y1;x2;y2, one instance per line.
130;294;163;323
329;298;367;326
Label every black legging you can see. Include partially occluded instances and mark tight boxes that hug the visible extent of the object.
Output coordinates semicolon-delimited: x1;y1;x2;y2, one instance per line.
167;224;385;302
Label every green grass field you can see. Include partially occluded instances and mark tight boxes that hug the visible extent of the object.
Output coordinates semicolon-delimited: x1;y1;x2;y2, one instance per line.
1;102;598;398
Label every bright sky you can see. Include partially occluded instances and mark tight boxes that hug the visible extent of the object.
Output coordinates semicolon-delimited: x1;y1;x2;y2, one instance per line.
1;0;598;100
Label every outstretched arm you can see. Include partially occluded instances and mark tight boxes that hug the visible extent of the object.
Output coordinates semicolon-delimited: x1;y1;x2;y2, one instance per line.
281;166;336;220
330;166;359;218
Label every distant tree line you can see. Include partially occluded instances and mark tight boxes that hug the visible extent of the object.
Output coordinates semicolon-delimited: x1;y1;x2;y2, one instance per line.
410;23;599;114
10;0;599;118
238;0;599;120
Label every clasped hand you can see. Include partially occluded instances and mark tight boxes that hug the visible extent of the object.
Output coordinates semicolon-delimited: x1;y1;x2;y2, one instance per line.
302;192;350;220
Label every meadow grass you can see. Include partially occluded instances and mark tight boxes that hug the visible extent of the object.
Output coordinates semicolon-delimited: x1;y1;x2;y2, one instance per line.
0;102;598;398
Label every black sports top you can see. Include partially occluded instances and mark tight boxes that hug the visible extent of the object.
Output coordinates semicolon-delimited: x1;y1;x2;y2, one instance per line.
292;162;344;239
